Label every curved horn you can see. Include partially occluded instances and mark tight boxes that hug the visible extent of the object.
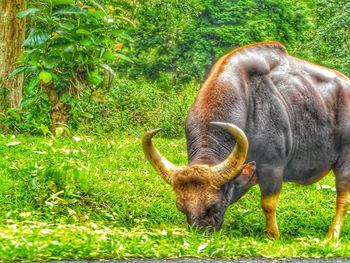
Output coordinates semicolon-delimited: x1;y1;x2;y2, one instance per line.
142;128;178;185
209;122;249;187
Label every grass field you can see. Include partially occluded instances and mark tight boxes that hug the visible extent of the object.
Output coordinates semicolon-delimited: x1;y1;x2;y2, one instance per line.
1;133;350;261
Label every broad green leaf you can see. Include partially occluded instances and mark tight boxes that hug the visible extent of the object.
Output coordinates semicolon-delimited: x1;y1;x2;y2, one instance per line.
63;46;74;53
17;51;29;62
61;45;74;60
42;57;60;69
40;124;53;137
87;9;104;19
53;5;85;15
60;92;72;103
52;0;74;5
91;28;105;34
54;30;75;42
9;67;28;78
81;112;94;118
80;38;93;46
115;53;133;63
24;29;50;47
29;61;41;67
21;97;37;108
48;48;63;57
76;29;91;35
24;48;38;55
39;71;53;84
86;0;108;16
90;35;104;45
16;8;39;18
41;99;51;111
99;63;115;76
59;22;75;30
104;37;115;47
88;73;103;86
7;109;21;121
102;51;116;61
26;77;40;96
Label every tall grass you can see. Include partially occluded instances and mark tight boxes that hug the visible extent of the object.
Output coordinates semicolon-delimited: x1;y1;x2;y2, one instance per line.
0;134;349;261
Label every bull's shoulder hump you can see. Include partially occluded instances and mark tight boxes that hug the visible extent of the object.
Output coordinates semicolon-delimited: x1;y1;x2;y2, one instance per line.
219;42;288;76
220;42;350;85
224;41;287;58
290;56;350;84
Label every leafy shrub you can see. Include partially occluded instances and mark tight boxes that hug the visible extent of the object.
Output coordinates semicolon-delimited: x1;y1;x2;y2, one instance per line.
12;0;131;133
0;78;199;137
80;78;199;137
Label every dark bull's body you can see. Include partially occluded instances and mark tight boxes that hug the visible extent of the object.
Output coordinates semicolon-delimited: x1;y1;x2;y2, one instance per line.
143;42;350;239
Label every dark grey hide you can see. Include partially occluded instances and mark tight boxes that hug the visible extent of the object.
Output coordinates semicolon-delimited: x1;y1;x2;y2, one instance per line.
186;42;350;206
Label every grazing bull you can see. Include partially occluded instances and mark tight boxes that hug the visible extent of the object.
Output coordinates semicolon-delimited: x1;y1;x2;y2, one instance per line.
142;42;350;239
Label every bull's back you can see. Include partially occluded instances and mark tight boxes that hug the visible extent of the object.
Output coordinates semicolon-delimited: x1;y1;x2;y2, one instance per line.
241;47;350;182
187;42;350;182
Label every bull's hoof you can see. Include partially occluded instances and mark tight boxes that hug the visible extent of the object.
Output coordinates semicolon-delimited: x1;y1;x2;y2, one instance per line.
266;227;280;240
325;227;340;241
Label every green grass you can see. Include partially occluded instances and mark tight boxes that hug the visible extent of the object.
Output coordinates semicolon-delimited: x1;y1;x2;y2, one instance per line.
0;133;350;261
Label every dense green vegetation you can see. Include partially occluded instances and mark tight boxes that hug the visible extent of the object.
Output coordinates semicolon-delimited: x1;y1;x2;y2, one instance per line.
1;0;349;135
1;134;350;261
127;0;312;83
0;0;350;261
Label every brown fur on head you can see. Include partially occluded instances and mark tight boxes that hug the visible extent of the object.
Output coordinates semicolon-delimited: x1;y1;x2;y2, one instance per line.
171;162;257;230
172;165;226;229
142;123;254;231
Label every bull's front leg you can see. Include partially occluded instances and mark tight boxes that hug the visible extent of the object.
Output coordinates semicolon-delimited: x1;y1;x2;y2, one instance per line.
258;168;283;239
261;193;280;239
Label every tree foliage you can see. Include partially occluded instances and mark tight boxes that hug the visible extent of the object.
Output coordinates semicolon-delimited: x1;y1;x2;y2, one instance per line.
123;0;311;83
121;0;200;85
11;0;131;134
309;0;350;75
2;0;350;135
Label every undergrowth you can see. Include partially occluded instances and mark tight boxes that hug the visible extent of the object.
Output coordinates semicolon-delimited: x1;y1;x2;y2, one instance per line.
0;79;199;138
0;134;349;261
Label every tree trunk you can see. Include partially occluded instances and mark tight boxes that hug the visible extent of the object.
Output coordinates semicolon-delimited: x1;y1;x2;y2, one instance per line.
42;83;71;136
51;100;71;135
0;0;26;110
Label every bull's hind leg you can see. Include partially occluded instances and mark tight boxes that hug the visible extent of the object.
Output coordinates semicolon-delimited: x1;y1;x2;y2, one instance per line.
326;192;350;240
326;160;350;240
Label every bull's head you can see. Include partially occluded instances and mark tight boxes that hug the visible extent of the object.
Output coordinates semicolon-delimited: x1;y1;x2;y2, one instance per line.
142;122;257;231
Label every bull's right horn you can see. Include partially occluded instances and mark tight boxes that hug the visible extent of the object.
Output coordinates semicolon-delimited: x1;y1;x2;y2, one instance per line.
210;122;249;187
142;128;178;185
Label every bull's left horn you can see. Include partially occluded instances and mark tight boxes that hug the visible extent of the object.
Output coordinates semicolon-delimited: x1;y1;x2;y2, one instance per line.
142;128;178;185
210;122;249;187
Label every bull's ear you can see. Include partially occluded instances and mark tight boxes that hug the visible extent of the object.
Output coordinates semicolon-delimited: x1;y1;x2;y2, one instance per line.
239;161;257;186
228;161;257;203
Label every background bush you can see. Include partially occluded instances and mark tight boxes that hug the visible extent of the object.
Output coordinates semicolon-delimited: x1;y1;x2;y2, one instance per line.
78;79;199;137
